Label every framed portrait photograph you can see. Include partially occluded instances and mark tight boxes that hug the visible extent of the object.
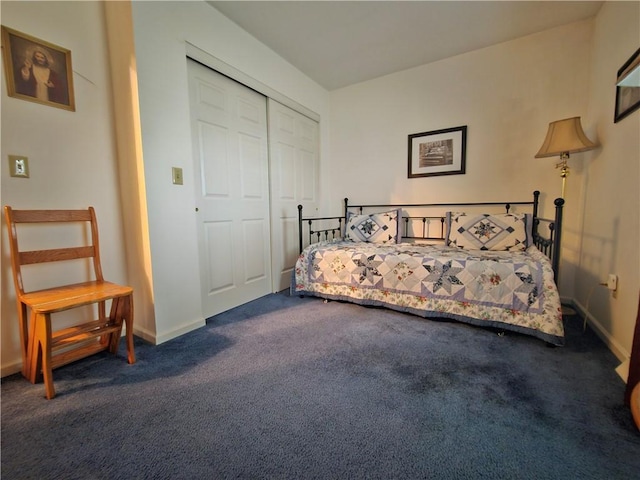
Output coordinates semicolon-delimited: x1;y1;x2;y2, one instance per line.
408;125;467;178
614;47;640;123
1;26;75;111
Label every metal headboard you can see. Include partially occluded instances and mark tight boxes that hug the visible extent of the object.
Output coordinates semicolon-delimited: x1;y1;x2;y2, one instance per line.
298;191;564;282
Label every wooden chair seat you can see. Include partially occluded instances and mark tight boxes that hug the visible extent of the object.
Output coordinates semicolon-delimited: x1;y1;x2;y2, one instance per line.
22;281;131;312
4;206;135;399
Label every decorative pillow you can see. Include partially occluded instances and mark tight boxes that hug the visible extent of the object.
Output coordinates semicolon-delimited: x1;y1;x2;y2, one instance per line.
445;212;531;251
345;209;401;244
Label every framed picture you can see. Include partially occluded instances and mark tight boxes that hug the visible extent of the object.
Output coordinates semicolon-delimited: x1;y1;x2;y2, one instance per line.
408;125;467;178
614;47;640;123
1;26;75;111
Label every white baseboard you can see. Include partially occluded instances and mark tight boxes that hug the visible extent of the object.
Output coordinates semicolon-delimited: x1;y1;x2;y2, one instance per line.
153;317;206;345
615;359;630;383
1;361;23;378
133;325;157;345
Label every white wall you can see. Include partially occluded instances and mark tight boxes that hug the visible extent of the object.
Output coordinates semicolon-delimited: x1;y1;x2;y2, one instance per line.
0;1;128;375
129;1;331;343
328;20;595;299
578;1;639;366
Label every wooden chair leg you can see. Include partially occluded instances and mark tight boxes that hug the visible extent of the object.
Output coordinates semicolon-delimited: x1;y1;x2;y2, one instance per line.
107;295;135;364
17;302;30;377
35;313;56;400
107;298;122;354
107;295;136;364
27;311;42;384
99;300;110;348
124;295;136;364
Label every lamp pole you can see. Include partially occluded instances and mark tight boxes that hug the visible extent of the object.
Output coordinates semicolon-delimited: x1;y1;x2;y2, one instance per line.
556;152;570;198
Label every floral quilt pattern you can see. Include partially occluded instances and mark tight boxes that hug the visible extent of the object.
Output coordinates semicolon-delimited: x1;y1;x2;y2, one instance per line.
292;241;564;345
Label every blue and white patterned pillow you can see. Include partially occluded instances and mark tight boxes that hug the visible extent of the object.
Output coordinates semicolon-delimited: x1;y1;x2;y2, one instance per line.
346;209;401;244
445;212;531;251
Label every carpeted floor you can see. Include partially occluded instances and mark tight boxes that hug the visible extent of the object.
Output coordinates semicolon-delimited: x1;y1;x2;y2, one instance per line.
1;291;639;479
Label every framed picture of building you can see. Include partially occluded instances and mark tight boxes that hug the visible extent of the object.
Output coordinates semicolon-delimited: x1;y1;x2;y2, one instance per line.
1;26;75;111
408;125;467;178
614;47;640;123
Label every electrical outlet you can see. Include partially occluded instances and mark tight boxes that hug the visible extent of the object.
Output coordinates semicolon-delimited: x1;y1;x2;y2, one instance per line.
172;167;183;185
8;155;29;178
607;274;617;291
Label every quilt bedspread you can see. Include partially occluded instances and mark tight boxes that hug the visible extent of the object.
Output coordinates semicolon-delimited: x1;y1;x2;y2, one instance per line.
292;241;564;345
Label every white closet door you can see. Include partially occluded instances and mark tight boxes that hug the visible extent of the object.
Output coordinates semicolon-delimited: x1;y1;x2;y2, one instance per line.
268;99;319;291
188;59;272;318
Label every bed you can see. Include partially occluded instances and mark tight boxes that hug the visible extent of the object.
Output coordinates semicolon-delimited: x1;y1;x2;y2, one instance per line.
291;191;565;346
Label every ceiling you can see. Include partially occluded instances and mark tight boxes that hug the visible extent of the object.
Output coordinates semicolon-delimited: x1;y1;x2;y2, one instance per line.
209;1;603;90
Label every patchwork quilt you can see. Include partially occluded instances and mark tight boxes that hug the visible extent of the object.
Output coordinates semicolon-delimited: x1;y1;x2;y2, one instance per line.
292;241;564;346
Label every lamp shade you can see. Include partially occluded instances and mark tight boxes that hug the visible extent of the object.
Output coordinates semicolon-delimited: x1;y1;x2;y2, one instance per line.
535;116;597;158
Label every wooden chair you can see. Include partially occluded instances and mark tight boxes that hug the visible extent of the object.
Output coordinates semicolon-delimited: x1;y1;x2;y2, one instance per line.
4;206;135;399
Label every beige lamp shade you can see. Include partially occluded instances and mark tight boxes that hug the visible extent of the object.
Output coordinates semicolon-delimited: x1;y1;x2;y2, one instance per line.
535;117;597;158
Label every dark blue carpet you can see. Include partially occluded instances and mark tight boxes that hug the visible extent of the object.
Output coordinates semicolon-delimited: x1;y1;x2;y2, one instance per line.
1;292;638;479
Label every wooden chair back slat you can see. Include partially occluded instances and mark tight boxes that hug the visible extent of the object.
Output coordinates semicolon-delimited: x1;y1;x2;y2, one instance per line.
10;209;92;223
20;246;96;265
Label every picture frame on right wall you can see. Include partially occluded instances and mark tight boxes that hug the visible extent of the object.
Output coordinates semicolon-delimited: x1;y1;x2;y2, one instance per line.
408;125;467;178
614;47;640;123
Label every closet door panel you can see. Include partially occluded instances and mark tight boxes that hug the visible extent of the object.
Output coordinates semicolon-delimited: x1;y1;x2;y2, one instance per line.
268;99;319;291
188;59;272;318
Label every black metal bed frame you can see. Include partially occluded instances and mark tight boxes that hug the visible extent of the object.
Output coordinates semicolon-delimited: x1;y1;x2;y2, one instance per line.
297;191;565;282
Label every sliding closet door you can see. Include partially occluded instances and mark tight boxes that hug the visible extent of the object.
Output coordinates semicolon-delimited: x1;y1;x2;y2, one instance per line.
188;59;272;318
268;99;319;291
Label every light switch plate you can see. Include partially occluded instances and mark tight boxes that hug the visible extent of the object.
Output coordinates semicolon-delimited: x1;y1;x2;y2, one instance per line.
172;167;183;185
9;155;29;178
